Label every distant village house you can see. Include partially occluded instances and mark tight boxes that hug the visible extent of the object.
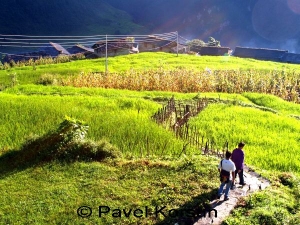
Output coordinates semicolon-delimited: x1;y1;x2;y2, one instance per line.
233;46;288;62
3;38;300;65
66;44;97;58
39;42;70;57
193;46;231;56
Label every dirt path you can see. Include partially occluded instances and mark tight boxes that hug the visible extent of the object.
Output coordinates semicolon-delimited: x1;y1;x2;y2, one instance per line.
194;166;270;225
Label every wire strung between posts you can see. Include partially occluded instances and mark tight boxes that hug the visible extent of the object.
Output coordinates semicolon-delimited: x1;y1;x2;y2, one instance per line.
0;31;178;38
0;36;179;48
0;32;178;44
0;31;183;60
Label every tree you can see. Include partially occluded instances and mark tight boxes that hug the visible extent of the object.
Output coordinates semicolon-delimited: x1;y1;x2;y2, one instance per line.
187;37;221;53
186;39;206;52
207;37;221;47
187;39;206;47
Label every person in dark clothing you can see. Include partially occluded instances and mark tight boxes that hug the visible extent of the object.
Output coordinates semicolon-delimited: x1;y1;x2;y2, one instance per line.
231;142;246;187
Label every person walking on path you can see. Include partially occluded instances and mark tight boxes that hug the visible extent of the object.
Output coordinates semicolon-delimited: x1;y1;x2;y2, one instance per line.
231;142;246;187
217;151;236;201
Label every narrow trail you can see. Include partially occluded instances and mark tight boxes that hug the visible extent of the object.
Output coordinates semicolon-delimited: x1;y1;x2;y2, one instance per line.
194;166;270;225
152;97;272;225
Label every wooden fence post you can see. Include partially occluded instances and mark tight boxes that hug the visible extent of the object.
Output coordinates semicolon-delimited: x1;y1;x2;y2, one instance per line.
151;96;230;158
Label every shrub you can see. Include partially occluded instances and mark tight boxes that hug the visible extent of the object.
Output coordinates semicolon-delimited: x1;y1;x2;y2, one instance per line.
2;116;121;169
278;172;296;188
3;62;10;70
36;74;59;85
9;73;18;87
68;139;122;162
9;59;16;67
252;209;288;225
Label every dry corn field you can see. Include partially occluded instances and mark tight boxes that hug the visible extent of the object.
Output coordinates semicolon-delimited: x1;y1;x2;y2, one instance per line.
62;68;300;103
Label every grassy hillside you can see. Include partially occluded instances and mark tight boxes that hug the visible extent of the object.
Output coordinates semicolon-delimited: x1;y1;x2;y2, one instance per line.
1;52;300;85
0;53;300;224
1;85;300;173
0;91;190;156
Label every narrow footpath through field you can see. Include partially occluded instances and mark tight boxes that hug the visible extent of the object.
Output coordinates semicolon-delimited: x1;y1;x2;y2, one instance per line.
194;166;270;225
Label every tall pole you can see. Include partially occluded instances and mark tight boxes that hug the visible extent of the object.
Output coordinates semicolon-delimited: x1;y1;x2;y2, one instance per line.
105;35;108;73
176;31;179;56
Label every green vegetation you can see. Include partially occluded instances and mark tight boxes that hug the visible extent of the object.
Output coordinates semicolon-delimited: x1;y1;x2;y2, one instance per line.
0;91;191;157
242;92;300;116
186;36;221;52
0;116;121;171
0;0;144;36
224;181;300;225
0;53;300;224
0;156;219;225
1;52;300;85
189;102;300;173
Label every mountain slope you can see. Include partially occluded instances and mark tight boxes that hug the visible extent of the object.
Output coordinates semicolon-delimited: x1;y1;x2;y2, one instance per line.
105;0;300;51
0;0;146;35
1;0;300;52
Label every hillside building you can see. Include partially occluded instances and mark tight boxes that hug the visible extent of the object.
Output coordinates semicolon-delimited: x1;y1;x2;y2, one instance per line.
92;35;187;57
233;46;288;62
281;53;300;64
92;38;137;57
67;44;97;58
39;42;70;57
191;46;231;56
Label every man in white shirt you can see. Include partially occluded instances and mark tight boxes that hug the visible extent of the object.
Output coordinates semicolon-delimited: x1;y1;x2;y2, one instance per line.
217;151;236;201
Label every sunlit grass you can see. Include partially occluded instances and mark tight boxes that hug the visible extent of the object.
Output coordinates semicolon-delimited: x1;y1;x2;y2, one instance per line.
0;157;218;225
1;52;300;85
242;92;300;116
0;91;191;157
1;85;299;174
3;84;253;103
1;53;300;224
189;104;300;173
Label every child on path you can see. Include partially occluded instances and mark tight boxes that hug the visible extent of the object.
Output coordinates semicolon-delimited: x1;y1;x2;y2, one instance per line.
217;151;236;201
